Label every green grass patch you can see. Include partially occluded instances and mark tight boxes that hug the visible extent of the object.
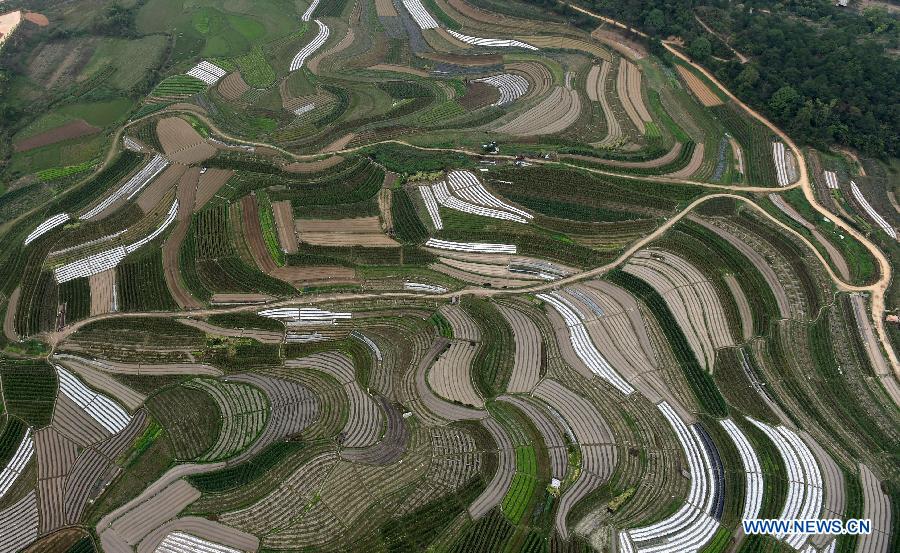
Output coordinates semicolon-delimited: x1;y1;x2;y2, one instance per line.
256;190;285;266
235;45;276;88
36;160;97;182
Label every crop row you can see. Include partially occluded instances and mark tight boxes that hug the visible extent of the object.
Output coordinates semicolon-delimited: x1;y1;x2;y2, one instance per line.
256;190;285;266
391;188;429;244
711;104;777;186
116;249;178;312
608;269;728;416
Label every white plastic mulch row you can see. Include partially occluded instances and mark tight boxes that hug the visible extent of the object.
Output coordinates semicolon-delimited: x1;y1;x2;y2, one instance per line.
474;74;530;106
404;282;448;294
537;292;634;395
125;200;179;254
720;419;763;522
56;365;132;434
54;247;127;283
0;429;33;500
123;136;145;152
402;0;439;29
850;181;897;239
155;531;243;553
258;307;352;324
301;0;321;22
425;238;516;254
448;170;532;220
622;402;719;552
772;141;791;187
350;330;383;361
748;418;823;550
432;181;527;223
293;103;315;116
419;186;443;230
447;29;537;50
824;170;839;189
186;60;227;85
290;20;330;71
55;199;179;283
81;154;169;220
24;213;70;246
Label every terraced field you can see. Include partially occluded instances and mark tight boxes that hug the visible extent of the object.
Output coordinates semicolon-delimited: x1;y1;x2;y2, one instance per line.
0;1;896;552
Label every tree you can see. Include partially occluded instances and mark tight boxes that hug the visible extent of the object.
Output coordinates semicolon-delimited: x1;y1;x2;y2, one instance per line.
689;36;712;61
769;86;801;120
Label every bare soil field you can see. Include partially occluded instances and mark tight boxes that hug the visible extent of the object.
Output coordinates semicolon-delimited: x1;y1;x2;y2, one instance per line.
729;136;744;175
458;82;500;110
367;63;430;77
163;167;203;310
218;72;250;101
136;164;186;213
321;133;355;153
156;117;217;165
28;40;94;91
419;52;503;66
14;120;100;152
283;156;344;173
23;12;49;26
586;61;622;147
667;143;704;178
210;293;274;304
270;266;357;285
273;200;299;254
378;189;393;231
4;287;20;342
616;59;651;131
297;217;399;247
309;26;356;75
520;35;612;61
241;194;278;273
591;26;647;59
507;61;552;99
194;168;233;210
88;269;116;316
493;86;581;136
375;0;398;16
675;66;722;107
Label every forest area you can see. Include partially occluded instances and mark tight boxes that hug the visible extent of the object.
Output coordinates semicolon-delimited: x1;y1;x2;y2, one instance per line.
527;0;900;158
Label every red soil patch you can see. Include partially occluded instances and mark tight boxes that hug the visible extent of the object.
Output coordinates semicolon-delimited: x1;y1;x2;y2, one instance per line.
14;119;100;152
24;12;49;26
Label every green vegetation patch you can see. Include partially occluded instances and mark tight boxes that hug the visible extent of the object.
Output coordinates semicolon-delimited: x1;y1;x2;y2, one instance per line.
0;357;58;428
148;385;221;460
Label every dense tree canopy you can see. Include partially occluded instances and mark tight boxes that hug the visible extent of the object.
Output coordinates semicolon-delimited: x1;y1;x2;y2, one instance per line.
526;0;900;157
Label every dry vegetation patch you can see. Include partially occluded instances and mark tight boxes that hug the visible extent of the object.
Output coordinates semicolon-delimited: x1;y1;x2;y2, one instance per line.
675;65;722;107
14;120;100;152
156;117;217;164
296;217;398;247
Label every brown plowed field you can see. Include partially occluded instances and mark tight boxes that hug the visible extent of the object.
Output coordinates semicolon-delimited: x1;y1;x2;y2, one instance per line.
194;168;233;210
162;167;203;310
493;86;581;136
297;217;399;247
458;82;499;110
88;270;116;316
218;72;249;101
667;143;704;178
156;117;216;164
241;194;278;273
321;133;355;153
419;52;503;67
283;156;344;173
367;64;430;77
136;164;186;213
24;12;50;26
272;200;298;254
309;27;356;75
591;26;647;59
210;293;274;304
375;0;398;16
676;65;722;106
270;266;357;285
520;35;612;61
14;120;100;152
506;61;552;99
378;189;393;231
4;287;20;342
